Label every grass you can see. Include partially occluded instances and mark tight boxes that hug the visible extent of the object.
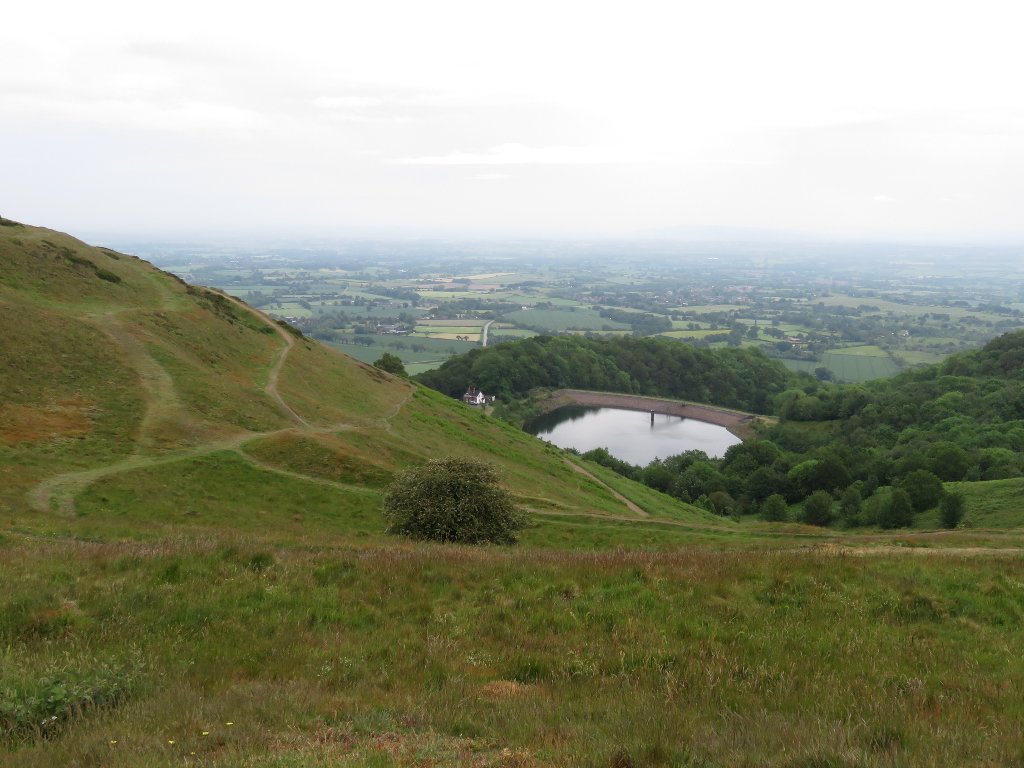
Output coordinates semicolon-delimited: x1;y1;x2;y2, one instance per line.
326;336;477;367
501;308;628;332
659;329;734;339
4;538;1024;766
7;222;1024;765
822;349;901;383
74;450;385;539
948;477;1024;529
811;293;1015;324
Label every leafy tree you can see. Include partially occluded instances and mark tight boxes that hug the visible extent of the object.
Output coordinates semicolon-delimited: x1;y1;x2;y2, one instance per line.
898;469;944;512
581;447;639;480
761;493;789;522
839;485;863;527
927;441;970;481
638;459;674;493
373;352;407;376
939;491;966;529
801;490;834;526
745;466;785;501
382;457;526;544
671;460;726;502
879;488;914;529
707;490;735;516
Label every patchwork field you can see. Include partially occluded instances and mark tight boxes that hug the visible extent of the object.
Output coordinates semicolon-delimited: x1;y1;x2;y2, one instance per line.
502;308;629;332
822;347;902;383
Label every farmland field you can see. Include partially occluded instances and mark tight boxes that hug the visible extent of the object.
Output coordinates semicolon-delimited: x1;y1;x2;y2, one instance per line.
822;347;901;382
502;308;628;332
660;329;733;339
139;236;1024;387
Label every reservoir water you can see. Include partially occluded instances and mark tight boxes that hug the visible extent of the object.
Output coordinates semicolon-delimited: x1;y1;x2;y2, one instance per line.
525;406;741;466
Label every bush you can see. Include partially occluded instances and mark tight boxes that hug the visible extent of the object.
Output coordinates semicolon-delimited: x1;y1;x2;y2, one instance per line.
898;469;944;512
880;488;914;529
373;352;407;376
761;493;788;522
801;490;834;526
940;491;966;529
839;485;863;527
383;457;526;544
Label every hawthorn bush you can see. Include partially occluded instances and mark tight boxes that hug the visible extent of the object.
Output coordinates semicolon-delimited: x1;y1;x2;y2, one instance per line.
382;457;526;544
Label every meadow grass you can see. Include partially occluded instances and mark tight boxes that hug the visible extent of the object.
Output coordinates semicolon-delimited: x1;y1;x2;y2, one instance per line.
4;535;1023;766
948;477;1024;529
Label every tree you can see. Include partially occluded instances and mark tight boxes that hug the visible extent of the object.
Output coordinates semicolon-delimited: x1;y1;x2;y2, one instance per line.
801;490;834;526
373;352;407;377
898;469;944;512
382;457;526;544
761;493;789;522
939;491;966;529
839;485;863;527
879;488;914;529
927;442;970;481
707;490;736;516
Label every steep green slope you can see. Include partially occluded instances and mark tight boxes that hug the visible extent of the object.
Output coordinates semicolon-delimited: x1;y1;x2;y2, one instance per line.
0;219;712;531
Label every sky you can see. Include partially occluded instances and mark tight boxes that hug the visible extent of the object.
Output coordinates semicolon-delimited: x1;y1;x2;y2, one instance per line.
3;0;1023;242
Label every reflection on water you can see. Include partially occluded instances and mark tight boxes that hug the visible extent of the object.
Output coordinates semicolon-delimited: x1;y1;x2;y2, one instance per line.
525;406;741;465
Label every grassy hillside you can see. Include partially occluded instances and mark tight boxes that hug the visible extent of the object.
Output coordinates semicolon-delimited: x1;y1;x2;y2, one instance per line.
1;220;715;532
3;219;1024;766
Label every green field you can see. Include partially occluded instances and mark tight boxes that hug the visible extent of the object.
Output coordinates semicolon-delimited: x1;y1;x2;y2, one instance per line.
659;329;731;339
811;293;1013;323
822;347;901;382
778;358;820;375
502;308;629;332
327;335;478;368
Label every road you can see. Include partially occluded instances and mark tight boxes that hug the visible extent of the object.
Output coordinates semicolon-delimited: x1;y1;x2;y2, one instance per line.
481;319;495;347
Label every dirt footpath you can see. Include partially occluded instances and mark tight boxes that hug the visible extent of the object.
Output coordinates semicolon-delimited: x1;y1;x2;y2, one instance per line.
537;389;771;440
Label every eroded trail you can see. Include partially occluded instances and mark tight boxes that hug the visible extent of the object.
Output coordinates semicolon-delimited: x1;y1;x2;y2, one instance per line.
27;292;412;515
564;458;648;517
247;304;311;429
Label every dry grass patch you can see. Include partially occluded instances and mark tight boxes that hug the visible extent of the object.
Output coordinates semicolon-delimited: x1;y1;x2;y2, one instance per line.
478;680;533;700
0;402;93;445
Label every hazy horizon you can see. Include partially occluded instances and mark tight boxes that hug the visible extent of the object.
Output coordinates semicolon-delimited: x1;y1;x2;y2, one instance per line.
4;1;1024;245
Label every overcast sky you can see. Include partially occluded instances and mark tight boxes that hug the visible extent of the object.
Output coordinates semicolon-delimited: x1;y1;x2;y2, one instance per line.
3;1;1023;242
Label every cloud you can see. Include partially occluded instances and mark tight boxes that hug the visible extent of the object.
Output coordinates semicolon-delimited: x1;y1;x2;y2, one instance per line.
872;194;896;202
312;96;386;109
393;142;633;166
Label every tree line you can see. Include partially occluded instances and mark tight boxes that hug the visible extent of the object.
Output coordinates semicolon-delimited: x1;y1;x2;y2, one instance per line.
580;331;1024;527
415;334;797;414
417;330;1024;528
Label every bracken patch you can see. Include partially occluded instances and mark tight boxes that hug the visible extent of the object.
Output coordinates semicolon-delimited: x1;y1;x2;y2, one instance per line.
0;402;93;445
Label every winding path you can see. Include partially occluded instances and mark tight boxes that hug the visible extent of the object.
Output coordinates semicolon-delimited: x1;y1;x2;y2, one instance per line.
223;294;310;428
564;458;648;517
26;290;412;515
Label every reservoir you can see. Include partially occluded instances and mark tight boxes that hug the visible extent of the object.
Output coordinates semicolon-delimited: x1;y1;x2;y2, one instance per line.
525;405;742;466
